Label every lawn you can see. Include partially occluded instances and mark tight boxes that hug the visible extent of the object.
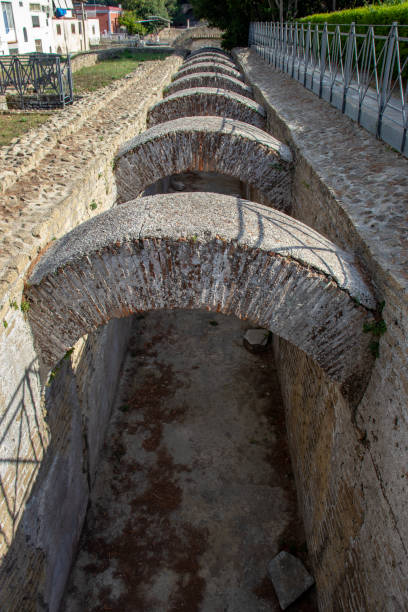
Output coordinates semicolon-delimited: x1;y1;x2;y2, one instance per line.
0;112;52;147
73;50;171;94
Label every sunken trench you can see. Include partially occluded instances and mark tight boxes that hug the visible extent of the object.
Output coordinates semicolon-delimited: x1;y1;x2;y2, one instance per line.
52;48;318;612
2;45;384;612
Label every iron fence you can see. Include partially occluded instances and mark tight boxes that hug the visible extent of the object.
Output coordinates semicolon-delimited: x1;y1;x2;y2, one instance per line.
249;21;408;156
0;53;73;108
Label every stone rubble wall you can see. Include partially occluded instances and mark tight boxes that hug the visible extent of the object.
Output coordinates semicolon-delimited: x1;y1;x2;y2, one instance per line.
0;54;182;612
70;46;174;73
233;48;408;610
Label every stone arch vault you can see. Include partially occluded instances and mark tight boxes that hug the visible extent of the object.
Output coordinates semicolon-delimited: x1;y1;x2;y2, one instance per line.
114;116;293;210
173;62;243;82
26;193;375;405
164;72;253;98
147;88;266;129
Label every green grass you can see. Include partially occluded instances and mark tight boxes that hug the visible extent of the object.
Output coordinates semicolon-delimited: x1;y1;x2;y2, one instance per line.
0;112;52;147
73;50;171;94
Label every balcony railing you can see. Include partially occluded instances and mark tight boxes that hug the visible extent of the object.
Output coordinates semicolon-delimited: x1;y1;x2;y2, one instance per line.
249;21;408;156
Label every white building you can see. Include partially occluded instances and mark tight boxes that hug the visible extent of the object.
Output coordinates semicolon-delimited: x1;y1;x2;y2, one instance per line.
0;0;54;55
52;0;100;54
0;0;100;56
52;15;100;54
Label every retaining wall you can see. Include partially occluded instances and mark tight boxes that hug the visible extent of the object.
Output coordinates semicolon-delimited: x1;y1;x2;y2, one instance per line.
234;48;408;610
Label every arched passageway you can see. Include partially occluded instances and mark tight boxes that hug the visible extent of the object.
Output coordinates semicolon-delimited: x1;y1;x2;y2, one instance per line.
164;73;253;98
188;45;231;58
189;46;231;58
173;62;243;82
26;193;374;403
183;54;238;68
114;117;292;210
147;88;266;129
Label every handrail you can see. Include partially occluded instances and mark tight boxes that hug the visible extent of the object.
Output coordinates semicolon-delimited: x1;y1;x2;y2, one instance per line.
249;21;408;155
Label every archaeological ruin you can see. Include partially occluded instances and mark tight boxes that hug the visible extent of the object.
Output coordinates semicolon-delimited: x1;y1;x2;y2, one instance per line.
0;28;407;612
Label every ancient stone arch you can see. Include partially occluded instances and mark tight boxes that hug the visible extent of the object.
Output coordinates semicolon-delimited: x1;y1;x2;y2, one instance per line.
147;88;266;129
26;193;375;404
164;73;253;98
173;62;243;82
114;116;292;209
188;46;230;58
183;54;238;69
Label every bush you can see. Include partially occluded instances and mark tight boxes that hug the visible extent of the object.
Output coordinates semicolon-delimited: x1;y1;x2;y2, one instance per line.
298;2;408;31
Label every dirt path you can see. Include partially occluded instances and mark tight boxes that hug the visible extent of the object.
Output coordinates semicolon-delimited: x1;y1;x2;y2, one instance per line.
62;310;316;612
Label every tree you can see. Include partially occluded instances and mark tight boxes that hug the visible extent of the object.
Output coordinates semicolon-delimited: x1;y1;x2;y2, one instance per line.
118;11;147;34
190;0;366;48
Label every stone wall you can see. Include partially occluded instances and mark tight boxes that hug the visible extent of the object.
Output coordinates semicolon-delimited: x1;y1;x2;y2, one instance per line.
0;54;182;611
0;317;132;612
70;46;174;72
234;48;408;610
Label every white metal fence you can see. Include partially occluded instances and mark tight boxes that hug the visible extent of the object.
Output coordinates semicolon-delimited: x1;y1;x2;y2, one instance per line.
249;21;408;156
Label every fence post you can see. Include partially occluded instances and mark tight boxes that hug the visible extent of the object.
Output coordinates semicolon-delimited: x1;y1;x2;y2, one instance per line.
319;22;328;98
377;22;397;140
342;22;355;113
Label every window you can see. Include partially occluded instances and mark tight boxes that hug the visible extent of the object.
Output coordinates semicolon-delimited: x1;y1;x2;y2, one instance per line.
56;23;61;35
92;25;95;35
71;23;75;33
45;17;48;25
34;38;42;52
23;26;27;41
31;14;40;26
78;21;81;34
2;2;15;33
19;1;23;6
29;3;40;10
9;46;18;54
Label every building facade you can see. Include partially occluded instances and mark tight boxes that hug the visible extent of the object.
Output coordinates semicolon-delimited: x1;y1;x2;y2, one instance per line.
83;4;122;35
0;0;54;55
0;0;100;56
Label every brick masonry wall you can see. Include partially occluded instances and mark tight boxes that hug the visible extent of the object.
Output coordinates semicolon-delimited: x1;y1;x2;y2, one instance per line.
234;49;408;610
0;317;132;612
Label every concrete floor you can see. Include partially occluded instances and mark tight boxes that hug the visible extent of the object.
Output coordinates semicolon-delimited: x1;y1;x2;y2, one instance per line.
62;310;316;612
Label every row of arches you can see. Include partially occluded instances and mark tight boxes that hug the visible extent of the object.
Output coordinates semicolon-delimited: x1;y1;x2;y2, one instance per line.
26;46;376;404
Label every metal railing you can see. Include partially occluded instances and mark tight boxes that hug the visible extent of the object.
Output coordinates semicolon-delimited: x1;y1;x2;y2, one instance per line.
249;21;408;155
0;53;73;108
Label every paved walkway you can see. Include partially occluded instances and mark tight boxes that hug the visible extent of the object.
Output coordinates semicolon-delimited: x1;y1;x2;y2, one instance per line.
62;310;316;611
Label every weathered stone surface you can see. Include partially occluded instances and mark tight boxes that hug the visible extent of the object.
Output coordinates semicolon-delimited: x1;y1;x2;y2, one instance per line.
183;54;237;68
0;56;182;611
0;54;183;323
188;46;230;58
115;116;292;210
173;30;223;50
147;88;266;129
268;551;314;609
164;72;253;98
235;48;408;611
173;62;243;82
26;193;375;403
243;328;270;352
